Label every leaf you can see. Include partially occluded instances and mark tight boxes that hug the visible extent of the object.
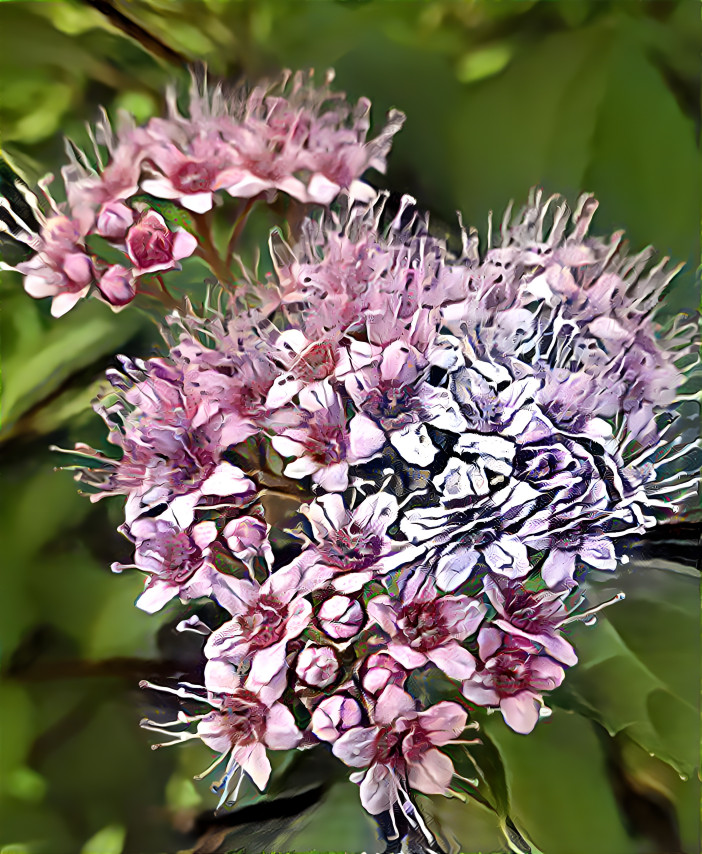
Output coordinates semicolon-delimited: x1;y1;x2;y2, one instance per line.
80;825;126;854
561;563;699;775
483;709;638;854
0;287;148;438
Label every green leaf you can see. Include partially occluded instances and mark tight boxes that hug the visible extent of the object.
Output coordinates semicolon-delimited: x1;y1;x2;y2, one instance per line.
80;825;126;854
483;709;637;854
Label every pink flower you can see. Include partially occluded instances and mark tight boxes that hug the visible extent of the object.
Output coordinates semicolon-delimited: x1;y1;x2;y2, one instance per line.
367;572;485;680
126;209;197;275
206;564;313;698
318;596;364;640
113;515;218;613
539;534;617;590
482;576;577;666
270;381;367;492
295;642;339;688
332;685;466;813
461;627;565;734
19;215;93;317
311;694;362;743
288;492;421;593
143;673;301;808
346;341;467;467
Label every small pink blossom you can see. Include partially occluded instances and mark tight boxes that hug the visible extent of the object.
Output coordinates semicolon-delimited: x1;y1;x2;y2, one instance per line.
461;627;565;734
288;492;421;593
332;685;466;813
19;215;93;317
367;572;485;680
113;515;218;613
126;209;197;275
311;694;362;743
270;381;370;492
206;564;313;698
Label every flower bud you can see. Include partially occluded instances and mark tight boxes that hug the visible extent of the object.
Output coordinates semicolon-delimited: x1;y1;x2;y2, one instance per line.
126;210;197;275
97;201;134;239
97;264;136;306
318;595;364;640
295;643;339;688
362;652;406;695
311;694;362;743
223;516;271;563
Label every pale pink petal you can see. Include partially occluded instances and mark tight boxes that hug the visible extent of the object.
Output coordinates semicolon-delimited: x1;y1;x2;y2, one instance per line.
541;549;576;589
236;741;271;791
390;423;437;467
375;685;416;725
407;748;454;795
501;692;540;734
417;701;468;744
181;192;215;214
171;229;198;261
201;463;253;497
348;414;386;460
427;643;476;680
387;643;428;670
250;640;287;685
435;546;480;591
313;462;349;492
461;682;500;706
51;288;89;318
136;579;177;613
332;726;380;768
359;763;396;815
264;703;302;750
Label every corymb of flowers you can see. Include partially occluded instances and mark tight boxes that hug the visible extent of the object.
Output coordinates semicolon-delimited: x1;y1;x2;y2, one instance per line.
2;68;699;846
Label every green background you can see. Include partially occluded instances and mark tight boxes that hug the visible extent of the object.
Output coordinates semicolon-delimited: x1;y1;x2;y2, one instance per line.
0;2;699;853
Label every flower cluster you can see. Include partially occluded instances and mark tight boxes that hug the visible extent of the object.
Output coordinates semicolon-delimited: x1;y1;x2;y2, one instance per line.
18;68;697;841
69;189;696;832
2;70;403;316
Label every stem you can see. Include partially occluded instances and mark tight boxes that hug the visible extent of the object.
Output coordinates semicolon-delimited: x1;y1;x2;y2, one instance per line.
226;196;257;261
191;211;235;289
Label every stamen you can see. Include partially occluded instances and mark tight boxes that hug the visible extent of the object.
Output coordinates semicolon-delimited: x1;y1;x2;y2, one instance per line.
559;592;625;626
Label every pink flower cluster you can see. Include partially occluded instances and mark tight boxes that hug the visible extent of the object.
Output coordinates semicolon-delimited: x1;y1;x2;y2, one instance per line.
69;187;696;833
19;67;694;840
4;70;403;316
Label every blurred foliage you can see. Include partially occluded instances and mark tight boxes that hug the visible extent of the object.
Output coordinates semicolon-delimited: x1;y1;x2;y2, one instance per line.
0;1;699;853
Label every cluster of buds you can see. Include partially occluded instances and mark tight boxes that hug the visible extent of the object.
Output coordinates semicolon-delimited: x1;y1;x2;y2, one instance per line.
1;69;403;316
10;69;697;838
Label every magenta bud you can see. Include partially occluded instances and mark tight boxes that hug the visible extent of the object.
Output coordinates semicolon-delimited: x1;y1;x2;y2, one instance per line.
311;694;362;743
318;595;364;640
97;264;136;306
295;643;339;688
97;201;134;239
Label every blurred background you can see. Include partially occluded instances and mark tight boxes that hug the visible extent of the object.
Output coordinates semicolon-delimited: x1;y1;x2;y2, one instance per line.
0;1;699;853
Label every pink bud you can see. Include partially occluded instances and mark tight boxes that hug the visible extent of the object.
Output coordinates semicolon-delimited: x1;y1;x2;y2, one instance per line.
295;643;339;688
362;652;406;695
318;596;364;640
223;516;269;562
311;694;362;743
126;210;196;275
97;264;136;306
97;202;134;239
